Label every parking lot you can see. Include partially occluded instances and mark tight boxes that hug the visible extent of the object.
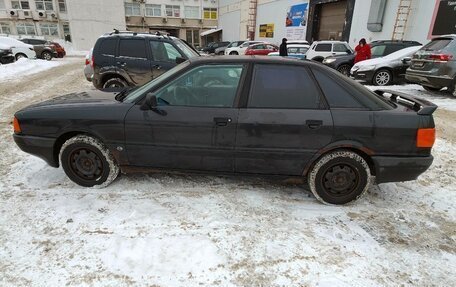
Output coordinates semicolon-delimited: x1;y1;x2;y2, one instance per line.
0;58;455;286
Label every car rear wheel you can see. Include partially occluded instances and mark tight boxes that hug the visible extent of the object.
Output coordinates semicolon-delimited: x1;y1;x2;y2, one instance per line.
446;79;456;97
229;51;238;55
308;150;372;205
103;77;128;89
337;64;351;76
42;51;52;61
15;53;27;60
373;69;393;86
60;135;120;187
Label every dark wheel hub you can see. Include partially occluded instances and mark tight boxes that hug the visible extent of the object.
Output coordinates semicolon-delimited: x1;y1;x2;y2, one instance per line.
323;164;359;196
70;148;103;180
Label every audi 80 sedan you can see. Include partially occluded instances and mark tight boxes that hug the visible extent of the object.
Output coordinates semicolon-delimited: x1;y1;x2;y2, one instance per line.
13;56;437;205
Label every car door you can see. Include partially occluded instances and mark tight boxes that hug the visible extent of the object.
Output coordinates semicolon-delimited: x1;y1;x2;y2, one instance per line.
235;64;334;175
117;38;150;86
314;43;332;59
149;40;183;79
333;43;351;56
124;64;246;172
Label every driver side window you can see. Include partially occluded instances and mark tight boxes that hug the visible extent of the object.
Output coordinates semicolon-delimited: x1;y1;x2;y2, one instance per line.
155;65;244;107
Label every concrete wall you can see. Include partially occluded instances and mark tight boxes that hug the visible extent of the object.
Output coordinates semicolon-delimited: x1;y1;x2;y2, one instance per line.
66;0;126;50
218;0;249;41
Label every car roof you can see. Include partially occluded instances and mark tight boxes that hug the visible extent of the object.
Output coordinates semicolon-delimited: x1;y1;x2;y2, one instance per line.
188;55;312;66
287;44;310;48
431;34;456;40
100;31;178;41
312;40;348;44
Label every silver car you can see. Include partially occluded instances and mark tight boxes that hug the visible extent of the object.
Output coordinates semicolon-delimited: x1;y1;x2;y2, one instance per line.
84;48;93;82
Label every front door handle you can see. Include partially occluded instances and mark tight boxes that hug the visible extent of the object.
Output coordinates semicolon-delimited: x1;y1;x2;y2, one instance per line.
214;117;232;126
117;62;126;67
306;120;323;129
152;64;162;70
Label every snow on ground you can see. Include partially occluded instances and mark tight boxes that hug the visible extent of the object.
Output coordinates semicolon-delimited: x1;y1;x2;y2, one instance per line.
0;58;68;82
52;39;89;56
0;62;455;286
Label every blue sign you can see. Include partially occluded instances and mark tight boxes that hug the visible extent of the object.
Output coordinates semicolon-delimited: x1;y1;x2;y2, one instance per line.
286;3;308;27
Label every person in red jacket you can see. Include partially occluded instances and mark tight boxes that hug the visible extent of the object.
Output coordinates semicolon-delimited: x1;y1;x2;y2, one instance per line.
354;38;371;63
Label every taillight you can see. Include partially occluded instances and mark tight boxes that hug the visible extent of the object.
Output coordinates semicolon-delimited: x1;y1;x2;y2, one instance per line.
85;58;90;65
13;117;21;134
429;54;453;61
416;128;435;148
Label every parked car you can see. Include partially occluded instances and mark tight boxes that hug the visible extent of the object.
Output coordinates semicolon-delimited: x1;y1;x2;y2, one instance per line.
19;38;58;61
245;43;278;55
323;40;422;76
225;41;263;55
50;42;66;58
406;35;456;96
200;41;230;54
215;40;245;55
0;36;36;60
306;41;353;62
13;56;436;205
84;48;93;82
268;44;309;59
287;40;309;45
0;43;15;64
91;31;200;89
350;46;422;86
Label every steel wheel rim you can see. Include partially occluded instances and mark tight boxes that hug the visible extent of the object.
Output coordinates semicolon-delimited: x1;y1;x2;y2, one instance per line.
321;163;360;197
68;148;104;181
375;71;390;85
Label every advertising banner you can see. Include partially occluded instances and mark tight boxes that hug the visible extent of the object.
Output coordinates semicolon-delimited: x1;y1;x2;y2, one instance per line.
259;24;275;38
429;0;456;37
285;3;309;40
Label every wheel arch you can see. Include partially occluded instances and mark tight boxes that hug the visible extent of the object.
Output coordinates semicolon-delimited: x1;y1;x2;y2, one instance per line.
100;72;130;88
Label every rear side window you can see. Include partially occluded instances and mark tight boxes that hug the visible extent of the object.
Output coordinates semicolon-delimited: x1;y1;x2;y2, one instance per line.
385;44;403;55
371;45;386;57
312;69;364;109
99;38;117;56
315;44;332;52
422;39;452;51
119;39;147;59
248;64;321;109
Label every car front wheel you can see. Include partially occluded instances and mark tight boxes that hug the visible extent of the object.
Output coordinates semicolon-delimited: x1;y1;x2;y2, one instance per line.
42;51;52;61
373;69;393;86
229;51;238;55
60;135;120;187
308;150;372;205
15;53;27;60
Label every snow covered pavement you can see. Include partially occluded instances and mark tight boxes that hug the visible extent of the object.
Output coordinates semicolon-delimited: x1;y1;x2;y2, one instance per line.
0;60;455;286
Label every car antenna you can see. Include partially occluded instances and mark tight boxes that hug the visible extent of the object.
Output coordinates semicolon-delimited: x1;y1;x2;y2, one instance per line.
113;28;119;34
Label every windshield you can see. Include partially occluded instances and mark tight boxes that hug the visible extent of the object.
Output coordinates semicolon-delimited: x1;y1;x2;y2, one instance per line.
228;41;243;48
174;39;199;58
124;61;190;103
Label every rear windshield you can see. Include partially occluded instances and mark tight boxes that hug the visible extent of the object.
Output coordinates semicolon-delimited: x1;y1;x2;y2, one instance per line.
422;38;453;51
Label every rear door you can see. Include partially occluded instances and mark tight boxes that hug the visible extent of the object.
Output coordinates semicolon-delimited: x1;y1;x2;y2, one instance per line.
235;64;333;175
149;40;183;79
117;38;150;86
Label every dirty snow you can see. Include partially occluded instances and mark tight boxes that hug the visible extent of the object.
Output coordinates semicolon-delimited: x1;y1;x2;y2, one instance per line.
0;59;455;286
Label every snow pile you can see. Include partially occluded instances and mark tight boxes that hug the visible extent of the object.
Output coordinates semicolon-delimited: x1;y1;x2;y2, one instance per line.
0;58;64;82
52;39;88;56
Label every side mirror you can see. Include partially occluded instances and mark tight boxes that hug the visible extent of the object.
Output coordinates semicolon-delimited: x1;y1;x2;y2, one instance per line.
140;92;157;110
346;49;352;54
402;57;411;64
176;57;186;64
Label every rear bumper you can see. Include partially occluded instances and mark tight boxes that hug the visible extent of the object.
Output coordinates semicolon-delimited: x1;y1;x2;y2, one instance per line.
405;71;453;88
13;134;58;167
372;155;433;183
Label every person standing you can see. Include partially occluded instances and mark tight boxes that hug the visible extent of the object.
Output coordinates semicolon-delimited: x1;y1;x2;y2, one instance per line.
354;38;371;63
279;38;288;56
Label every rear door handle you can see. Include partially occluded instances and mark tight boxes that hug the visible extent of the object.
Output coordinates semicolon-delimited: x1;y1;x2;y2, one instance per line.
214;117;232;126
306;120;323;129
117;62;126;67
152;64;162;70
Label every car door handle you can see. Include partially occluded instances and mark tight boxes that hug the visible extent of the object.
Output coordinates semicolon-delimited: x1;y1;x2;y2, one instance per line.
152;64;161;70
306;120;323;129
214;117;232;126
117;62;126;67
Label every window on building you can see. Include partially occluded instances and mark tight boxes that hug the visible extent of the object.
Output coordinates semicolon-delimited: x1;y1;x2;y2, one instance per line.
16;22;35;35
165;5;180;17
125;2;140;16
35;0;53;11
203;8;217;20
40;23;58;36
0;0;5;10
184;6;199;19
11;1;30;9
0;22;11;34
186;29;200;48
58;0;66;12
62;22;71;41
145;4;161;17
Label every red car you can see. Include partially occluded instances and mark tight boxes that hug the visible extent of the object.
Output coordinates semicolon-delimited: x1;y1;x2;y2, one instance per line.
245;43;278;56
50;42;66;58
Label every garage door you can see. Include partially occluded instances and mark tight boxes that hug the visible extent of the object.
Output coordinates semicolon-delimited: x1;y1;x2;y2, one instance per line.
318;0;347;40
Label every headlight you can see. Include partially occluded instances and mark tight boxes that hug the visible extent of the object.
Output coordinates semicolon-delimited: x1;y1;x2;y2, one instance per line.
323;58;336;64
357;65;376;72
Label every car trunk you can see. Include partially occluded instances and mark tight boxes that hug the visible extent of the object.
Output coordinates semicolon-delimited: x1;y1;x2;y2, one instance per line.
410;38;455;72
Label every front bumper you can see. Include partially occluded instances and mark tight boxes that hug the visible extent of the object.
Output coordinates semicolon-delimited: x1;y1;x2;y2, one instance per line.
350;69;375;84
372;155;433;184
0;54;15;64
13;134;58;167
405;71;453;88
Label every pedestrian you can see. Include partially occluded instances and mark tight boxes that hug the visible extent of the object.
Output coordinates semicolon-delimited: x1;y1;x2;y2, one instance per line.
279;38;288;56
354;38;371;63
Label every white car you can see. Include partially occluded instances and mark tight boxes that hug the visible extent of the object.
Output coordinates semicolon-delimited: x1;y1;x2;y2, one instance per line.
0;36;36;60
287;40;309;45
268;44;310;60
225;41;264;55
306;41;352;62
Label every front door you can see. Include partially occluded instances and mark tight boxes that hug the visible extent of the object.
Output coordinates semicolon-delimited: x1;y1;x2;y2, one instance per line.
149;40;184;80
117;38;151;86
124;64;246;172
235;64;333;175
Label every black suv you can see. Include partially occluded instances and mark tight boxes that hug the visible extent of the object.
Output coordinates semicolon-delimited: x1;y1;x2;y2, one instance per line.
92;31;200;89
323;40;421;76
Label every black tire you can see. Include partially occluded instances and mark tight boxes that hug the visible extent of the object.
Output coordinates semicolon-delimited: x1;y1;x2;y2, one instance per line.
373;69;393;86
337;64;352;76
41;51;52;61
446;79;456;97
103;77;128;89
60;135;120;187
15;53;27;60
312;57;324;63
229;51;238;55
308;150;372;205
